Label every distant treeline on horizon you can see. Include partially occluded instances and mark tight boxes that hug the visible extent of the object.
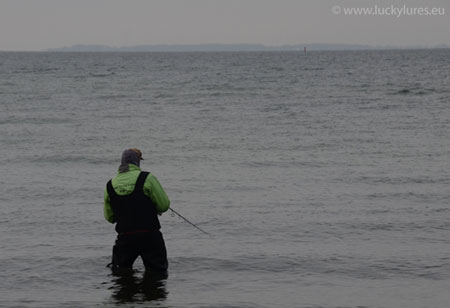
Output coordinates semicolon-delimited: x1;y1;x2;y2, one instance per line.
44;43;450;52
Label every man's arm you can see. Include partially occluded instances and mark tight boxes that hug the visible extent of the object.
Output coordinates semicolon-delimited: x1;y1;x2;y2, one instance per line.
144;174;170;213
103;188;115;223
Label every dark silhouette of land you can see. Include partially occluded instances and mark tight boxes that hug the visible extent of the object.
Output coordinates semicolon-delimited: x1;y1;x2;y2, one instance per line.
45;43;450;52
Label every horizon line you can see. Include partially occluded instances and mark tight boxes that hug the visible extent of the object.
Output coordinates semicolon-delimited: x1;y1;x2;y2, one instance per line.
1;42;449;52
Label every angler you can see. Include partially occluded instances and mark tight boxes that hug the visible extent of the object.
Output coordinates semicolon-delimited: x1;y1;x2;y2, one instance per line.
104;148;170;273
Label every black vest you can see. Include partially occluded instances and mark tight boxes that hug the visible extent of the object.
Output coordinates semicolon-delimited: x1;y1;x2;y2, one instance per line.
106;171;161;234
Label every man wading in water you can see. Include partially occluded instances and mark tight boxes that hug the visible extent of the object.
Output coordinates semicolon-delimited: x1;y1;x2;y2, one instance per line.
104;148;170;274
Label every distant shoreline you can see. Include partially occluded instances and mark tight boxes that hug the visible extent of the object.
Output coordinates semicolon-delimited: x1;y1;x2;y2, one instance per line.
44;43;377;52
1;43;449;53
45;44;450;52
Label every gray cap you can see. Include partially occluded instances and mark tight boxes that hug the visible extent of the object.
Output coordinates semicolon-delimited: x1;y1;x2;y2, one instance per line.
121;148;143;166
118;148;144;172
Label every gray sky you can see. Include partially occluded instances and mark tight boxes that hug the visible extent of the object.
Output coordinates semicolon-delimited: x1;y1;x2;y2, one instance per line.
0;0;449;51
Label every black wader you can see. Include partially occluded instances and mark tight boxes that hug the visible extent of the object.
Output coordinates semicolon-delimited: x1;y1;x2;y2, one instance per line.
107;172;168;272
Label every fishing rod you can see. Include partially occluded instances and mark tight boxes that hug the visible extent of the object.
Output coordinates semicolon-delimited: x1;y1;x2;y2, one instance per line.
169;208;211;237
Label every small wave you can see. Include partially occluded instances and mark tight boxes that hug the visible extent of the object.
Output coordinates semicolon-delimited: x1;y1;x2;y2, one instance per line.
29;154;112;165
96;94;128;100
12;67;59;74
37;67;60;73
171;255;306;275
366;191;448;203
340;221;437;232
90;72;115;77
354;175;450;185
170;254;449;280
366;259;447;280
269;66;284;72
302;67;325;71
390;88;436;96
153;92;174;99
0;117;74;125
396;89;411;94
240;160;327;168
1;81;17;86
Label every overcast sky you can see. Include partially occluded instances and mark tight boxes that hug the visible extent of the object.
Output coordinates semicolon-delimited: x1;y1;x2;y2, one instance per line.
0;0;449;51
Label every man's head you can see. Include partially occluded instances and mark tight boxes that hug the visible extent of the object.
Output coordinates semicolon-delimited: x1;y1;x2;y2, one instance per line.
121;148;144;167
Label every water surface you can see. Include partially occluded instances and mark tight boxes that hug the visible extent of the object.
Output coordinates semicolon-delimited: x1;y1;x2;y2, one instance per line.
1;50;449;307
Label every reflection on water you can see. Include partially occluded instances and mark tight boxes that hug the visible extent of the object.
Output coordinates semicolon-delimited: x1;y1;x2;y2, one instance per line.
109;268;168;304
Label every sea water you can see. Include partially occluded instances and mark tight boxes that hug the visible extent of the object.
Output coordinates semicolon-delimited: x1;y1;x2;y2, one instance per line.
0;50;449;307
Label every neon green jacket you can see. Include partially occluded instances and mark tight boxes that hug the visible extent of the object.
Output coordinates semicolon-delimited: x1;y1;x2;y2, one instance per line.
104;164;170;223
